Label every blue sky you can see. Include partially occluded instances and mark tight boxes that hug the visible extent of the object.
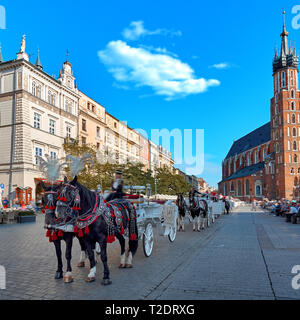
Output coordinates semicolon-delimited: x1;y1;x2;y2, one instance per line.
0;0;299;188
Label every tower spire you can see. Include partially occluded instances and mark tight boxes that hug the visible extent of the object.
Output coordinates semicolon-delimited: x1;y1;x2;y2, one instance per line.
35;48;43;70
280;10;289;56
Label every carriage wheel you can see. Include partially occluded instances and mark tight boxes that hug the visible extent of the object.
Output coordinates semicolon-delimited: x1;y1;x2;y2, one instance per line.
168;224;177;243
143;222;154;257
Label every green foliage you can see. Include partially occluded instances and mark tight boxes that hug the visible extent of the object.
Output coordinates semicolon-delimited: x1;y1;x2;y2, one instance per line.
17;211;36;216
155;165;191;196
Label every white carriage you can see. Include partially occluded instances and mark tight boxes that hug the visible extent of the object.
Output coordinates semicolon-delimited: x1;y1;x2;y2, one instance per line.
123;186;178;257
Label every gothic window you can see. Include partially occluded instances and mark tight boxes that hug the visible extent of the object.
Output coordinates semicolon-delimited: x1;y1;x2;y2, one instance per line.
282;72;286;87
291;71;295;86
245;180;250;196
293;127;297;137
238;181;242;196
276;143;280;153
294;154;298;163
291;101;295;111
294;141;297;151
292;114;296;124
230;182;234;192
291;90;295;99
291;168;295;174
255;183;262;196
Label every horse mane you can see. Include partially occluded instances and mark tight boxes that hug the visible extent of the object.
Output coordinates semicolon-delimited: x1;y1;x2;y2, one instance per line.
75;181;96;210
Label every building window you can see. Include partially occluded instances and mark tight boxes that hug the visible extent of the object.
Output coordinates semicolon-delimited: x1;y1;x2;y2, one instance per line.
66;126;71;139
295;155;298;163
34;113;41;129
37;85;41;98
82;137;86;145
82;119;87;132
276;143;280;153
35;147;42;165
291;71;295;86
291;101;295;111
291;168;295;175
293;128;297;137
245;180;250;195
97;126;100;138
50;151;57;159
281;71;286;87
48;91;52;104
49;119;55;135
255;183;262;196
237;181;242;196
291;89;295;99
32;81;36;96
292;114;296;124
294;141;297;151
230;182;234;192
97;143;100;150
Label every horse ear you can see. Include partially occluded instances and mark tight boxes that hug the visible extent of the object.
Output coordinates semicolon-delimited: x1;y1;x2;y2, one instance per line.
40;181;46;190
71;176;78;185
64;176;68;184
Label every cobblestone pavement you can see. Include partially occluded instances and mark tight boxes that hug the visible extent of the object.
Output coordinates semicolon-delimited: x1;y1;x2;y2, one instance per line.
1;207;300;300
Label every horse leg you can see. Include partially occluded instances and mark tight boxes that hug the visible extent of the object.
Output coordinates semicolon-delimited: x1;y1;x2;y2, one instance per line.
85;239;97;283
64;233;74;283
192;216;196;231
98;233;111;285
53;239;63;279
77;237;86;268
126;237;138;268
177;215;181;231
181;216;185;232
115;233;126;268
197;215;201;232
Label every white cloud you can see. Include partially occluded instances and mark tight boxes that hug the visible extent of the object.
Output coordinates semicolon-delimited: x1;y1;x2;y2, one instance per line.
98;40;220;100
122;21;182;41
209;62;232;69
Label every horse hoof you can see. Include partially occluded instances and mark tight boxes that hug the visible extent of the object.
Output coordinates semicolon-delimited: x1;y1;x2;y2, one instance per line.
64;276;73;283
101;279;112;286
125;264;133;268
55;272;63;280
85;277;96;283
119;264;126;269
77;262;85;268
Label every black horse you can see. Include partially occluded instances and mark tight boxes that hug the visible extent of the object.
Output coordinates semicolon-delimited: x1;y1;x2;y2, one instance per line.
176;193;187;231
188;191;208;231
55;176;138;285
42;180;89;282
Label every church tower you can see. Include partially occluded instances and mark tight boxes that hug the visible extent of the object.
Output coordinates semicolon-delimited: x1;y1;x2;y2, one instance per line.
271;11;299;199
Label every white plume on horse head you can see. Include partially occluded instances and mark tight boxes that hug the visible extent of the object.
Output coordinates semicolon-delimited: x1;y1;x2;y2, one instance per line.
37;154;67;184
66;153;94;178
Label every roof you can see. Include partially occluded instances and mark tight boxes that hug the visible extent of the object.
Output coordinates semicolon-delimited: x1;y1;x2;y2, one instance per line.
223;162;265;182
225;122;271;159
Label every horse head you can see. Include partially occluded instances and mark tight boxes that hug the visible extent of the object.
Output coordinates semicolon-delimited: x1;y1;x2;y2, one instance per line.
40;180;63;226
55;176;79;220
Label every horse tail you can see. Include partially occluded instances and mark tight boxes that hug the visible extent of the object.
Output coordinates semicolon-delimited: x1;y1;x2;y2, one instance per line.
129;217;138;255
